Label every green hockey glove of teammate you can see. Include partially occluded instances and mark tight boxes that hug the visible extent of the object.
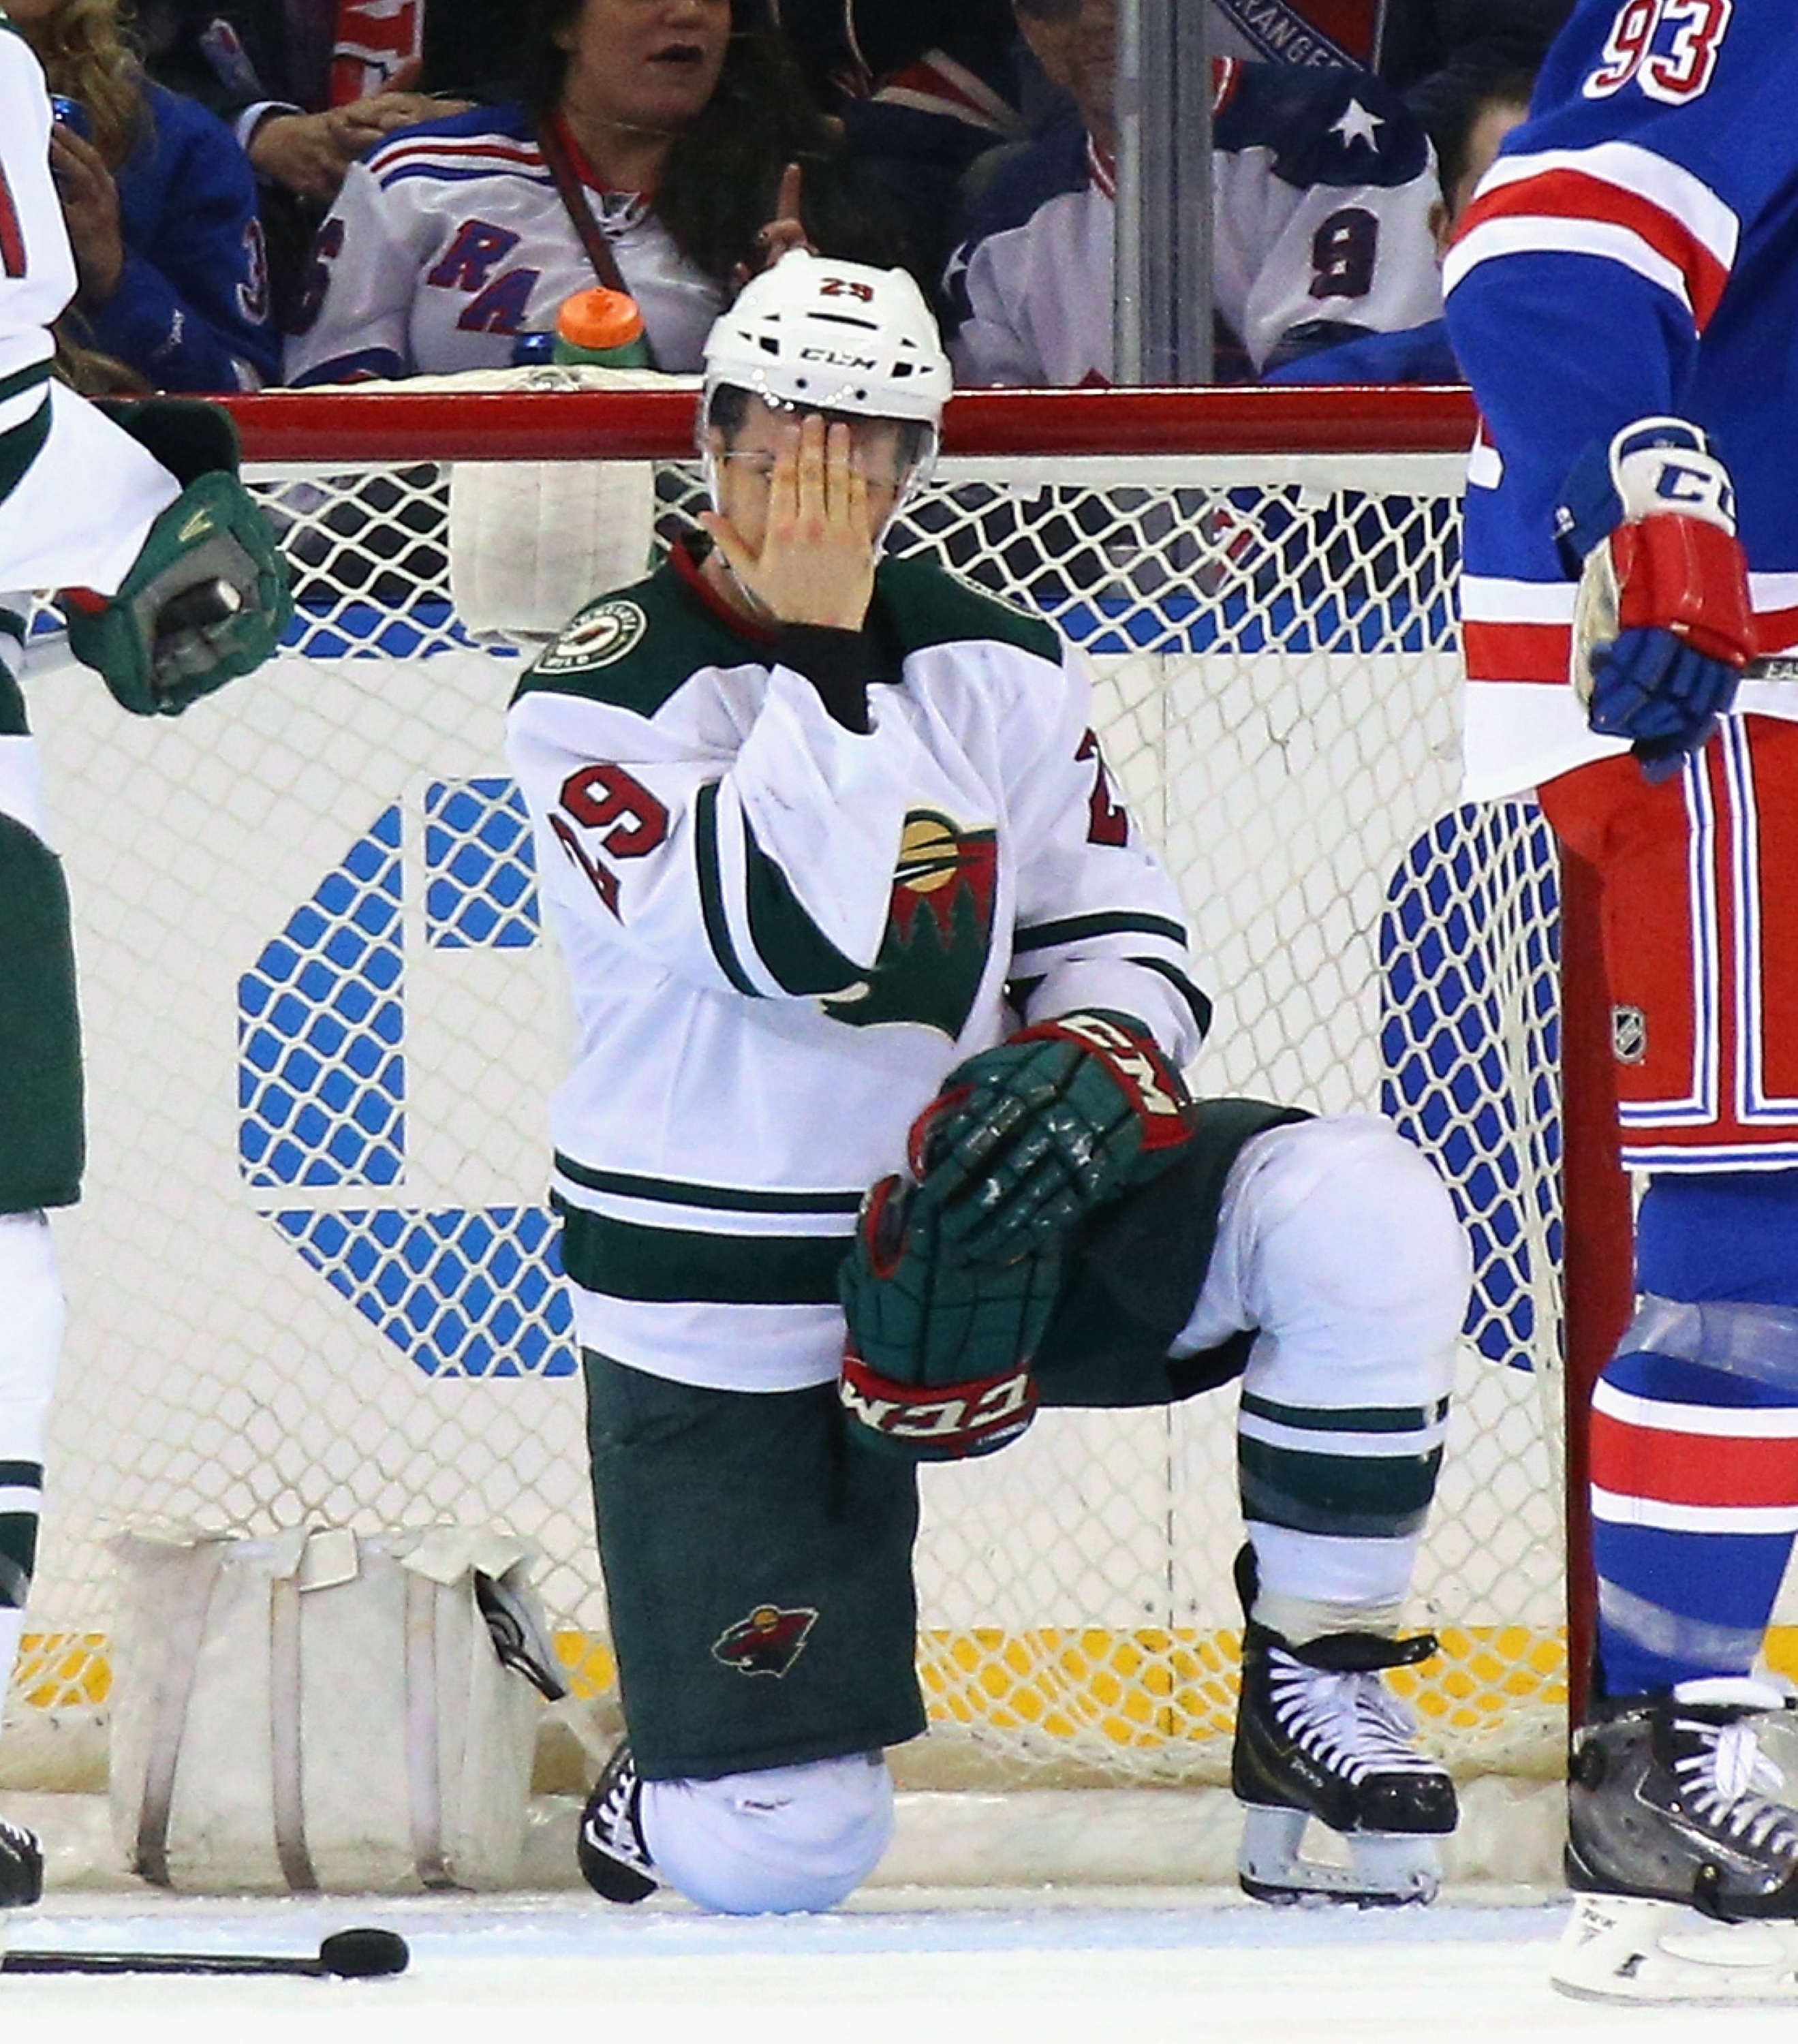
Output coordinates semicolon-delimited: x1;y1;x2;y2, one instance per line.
838;1175;1059;1461
59;399;292;717
909;1010;1196;1263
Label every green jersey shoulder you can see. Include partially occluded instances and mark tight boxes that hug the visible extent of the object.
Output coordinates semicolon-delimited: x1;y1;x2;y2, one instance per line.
514;559;752;718
871;557;1061;669
514;549;1064;717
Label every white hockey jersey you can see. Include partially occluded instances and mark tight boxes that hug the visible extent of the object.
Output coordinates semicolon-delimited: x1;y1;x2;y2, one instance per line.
0;22;179;605
506;538;1209;1395
284;104;726;386
944;58;1442;385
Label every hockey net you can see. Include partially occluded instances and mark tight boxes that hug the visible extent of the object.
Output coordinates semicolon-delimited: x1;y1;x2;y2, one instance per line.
14;382;1575;1795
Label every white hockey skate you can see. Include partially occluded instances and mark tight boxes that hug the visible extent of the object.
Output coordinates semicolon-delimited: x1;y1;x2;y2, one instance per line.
1553;1893;1798;2003
1233;1609;1456;1906
1552;1677;1798;2004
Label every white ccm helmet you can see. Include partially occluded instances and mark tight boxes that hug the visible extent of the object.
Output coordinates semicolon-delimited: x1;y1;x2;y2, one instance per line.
700;249;952;508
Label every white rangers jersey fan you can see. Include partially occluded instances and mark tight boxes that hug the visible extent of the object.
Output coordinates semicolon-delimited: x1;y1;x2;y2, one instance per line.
285;104;726;385
945;57;1442;384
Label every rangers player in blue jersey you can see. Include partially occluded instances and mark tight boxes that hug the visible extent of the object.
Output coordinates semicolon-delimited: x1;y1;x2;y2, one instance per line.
1444;0;1798;2004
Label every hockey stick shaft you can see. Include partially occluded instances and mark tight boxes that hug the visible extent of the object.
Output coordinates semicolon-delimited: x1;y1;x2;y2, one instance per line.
3;1949;328;1976
0;1925;409;1978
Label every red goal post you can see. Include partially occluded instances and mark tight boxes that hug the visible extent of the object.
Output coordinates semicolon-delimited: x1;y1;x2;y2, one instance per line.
14;384;1621;1793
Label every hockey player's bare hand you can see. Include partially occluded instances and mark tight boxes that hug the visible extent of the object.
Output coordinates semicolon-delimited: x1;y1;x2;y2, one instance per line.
702;415;876;630
49;126;123;306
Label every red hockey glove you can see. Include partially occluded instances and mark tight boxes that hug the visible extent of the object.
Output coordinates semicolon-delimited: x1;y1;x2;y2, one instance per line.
1557;418;1753;780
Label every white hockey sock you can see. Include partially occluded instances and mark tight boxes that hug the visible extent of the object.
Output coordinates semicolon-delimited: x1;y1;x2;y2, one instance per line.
1248;1523;1421;1643
639;1752;894;1915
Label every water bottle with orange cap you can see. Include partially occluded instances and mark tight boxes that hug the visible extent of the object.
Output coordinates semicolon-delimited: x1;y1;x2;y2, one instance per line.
510;288;654;369
553;288;654;368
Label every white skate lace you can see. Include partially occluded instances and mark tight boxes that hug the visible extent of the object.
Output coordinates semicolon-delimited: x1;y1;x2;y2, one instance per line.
1269;1648;1442;1782
585;1757;651;1872
1673;1718;1798;1859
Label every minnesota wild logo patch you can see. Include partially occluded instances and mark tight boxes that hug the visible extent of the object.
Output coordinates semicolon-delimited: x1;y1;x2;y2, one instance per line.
711;1604;818;1678
538;599;648;675
822;809;997;1039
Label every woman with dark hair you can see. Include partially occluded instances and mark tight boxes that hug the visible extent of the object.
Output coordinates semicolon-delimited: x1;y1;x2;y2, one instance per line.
285;0;863;383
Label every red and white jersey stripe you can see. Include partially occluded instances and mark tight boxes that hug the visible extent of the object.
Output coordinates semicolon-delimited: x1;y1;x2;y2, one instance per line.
1445;142;1739;331
1592;1374;1798;1535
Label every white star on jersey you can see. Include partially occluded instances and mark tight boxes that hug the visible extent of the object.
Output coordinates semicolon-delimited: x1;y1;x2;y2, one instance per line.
1331;99;1384;149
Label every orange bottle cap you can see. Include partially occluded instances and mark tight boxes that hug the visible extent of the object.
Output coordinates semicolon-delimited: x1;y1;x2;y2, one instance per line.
557;288;646;352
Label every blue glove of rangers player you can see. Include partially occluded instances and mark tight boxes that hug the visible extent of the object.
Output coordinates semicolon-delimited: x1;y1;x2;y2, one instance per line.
1555;417;1754;781
907;1009;1195;1264
839;1175;1058;1460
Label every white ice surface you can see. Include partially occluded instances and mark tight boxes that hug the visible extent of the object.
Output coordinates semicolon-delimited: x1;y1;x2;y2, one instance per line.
0;1890;1791;2042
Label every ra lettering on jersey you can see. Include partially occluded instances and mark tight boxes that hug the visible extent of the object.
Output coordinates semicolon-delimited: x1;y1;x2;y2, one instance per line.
425;221;540;335
285;104;725;385
1444;0;1798;802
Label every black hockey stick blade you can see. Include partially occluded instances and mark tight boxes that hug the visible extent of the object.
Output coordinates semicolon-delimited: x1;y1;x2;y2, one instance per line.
1;1925;409;1978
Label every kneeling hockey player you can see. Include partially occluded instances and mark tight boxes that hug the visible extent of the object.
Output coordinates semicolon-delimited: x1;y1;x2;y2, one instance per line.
506;249;1472;1916
0;12;290;1907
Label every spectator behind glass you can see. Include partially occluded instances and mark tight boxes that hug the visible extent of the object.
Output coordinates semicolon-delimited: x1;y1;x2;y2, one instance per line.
133;3;461;327
10;0;279;390
775;0;1027;298
285;0;890;386
1262;64;1535;385
944;0;1443;387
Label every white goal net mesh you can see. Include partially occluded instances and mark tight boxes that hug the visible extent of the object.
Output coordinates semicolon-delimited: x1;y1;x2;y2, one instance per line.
16;416;1566;1788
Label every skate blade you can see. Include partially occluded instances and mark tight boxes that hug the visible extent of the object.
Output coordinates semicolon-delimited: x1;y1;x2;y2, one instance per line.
1238;1805;1441;1908
1551;1893;1798;2004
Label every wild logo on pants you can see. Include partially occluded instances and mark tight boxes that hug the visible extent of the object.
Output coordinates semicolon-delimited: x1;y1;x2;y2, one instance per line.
712;1604;818;1677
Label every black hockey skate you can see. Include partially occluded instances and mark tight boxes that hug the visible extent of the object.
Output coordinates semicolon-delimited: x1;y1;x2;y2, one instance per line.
1232;1555;1455;1906
0;1818;42;1908
1552;1678;1798;2002
577;1741;658;1904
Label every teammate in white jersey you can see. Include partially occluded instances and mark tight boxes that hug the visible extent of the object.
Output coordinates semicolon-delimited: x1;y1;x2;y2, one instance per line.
0;7;288;1907
507;248;1472;1916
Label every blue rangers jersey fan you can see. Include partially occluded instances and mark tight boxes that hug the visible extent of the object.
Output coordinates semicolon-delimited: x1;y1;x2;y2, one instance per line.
1445;0;1798;800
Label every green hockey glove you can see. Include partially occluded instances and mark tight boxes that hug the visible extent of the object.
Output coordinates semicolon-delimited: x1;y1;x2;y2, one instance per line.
838;1175;1059;1461
909;1010;1195;1263
59;401;291;716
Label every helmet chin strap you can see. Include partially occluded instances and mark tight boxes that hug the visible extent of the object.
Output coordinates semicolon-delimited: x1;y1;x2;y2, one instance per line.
875;436;938;549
